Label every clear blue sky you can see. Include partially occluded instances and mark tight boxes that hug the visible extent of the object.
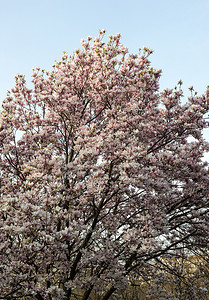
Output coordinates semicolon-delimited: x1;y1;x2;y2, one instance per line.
0;0;209;156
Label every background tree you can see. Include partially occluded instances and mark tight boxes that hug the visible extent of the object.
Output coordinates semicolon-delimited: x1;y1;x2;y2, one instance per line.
0;30;208;299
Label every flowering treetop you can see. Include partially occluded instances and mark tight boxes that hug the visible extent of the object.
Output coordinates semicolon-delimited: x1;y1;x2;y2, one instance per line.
0;30;208;299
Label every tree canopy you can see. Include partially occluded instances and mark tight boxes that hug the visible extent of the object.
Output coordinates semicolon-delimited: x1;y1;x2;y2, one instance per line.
0;30;208;299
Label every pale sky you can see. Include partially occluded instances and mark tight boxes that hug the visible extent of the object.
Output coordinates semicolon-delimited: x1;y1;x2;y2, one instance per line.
0;0;208;158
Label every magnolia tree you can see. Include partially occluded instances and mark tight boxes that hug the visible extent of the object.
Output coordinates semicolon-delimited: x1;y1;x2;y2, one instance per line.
0;30;209;299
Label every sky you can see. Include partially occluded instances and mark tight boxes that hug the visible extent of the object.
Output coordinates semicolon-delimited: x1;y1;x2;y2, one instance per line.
0;0;208;158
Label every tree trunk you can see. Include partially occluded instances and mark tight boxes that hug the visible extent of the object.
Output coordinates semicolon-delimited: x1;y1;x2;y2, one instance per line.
101;286;116;300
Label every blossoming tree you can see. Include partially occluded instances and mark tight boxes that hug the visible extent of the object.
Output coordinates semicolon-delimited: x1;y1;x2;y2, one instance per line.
0;30;208;299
